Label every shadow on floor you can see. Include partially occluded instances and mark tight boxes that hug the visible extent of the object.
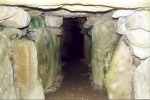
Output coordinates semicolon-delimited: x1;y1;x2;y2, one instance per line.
45;60;108;100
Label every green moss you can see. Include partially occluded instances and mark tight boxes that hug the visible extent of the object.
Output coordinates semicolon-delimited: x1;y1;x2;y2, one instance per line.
29;16;46;29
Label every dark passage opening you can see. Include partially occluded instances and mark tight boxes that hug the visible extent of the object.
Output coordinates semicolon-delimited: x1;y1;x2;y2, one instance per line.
61;17;85;62
46;17;108;100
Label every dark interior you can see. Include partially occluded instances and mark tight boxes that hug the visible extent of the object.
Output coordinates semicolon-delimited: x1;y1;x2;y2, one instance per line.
61;17;86;62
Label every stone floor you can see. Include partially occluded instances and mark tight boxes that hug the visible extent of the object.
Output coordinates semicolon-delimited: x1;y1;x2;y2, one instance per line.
45;60;108;100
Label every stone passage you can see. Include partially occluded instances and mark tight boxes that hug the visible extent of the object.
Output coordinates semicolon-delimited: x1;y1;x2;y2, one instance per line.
46;17;108;100
0;3;150;100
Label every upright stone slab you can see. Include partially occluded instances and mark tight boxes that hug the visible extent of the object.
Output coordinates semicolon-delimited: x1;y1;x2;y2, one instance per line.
105;38;135;99
91;13;119;89
12;39;44;100
36;28;62;93
0;34;17;99
29;16;62;92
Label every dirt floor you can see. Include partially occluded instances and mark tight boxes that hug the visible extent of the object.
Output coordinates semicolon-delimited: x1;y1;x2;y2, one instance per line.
45;60;108;100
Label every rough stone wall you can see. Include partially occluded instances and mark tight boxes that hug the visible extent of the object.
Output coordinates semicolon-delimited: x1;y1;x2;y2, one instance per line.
105;9;150;99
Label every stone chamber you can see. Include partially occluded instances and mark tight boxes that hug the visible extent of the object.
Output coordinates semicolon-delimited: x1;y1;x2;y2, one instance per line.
0;0;150;100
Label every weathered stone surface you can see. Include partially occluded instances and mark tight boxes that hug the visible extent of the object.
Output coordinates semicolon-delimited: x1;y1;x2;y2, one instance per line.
0;6;30;28
116;17;128;35
36;28;62;93
114;10;150;33
130;44;150;59
112;10;136;18
134;57;150;99
0;56;17;99
126;29;150;48
0;34;17;100
115;10;150;59
45;15;63;28
12;39;44;100
84;32;91;64
105;38;135;99
29;16;62;92
126;10;150;31
46;10;89;18
126;30;150;59
61;5;113;12
91;14;119;89
27;16;46;41
0;28;25;39
83;15;102;29
1;0;150;11
0;34;10;61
